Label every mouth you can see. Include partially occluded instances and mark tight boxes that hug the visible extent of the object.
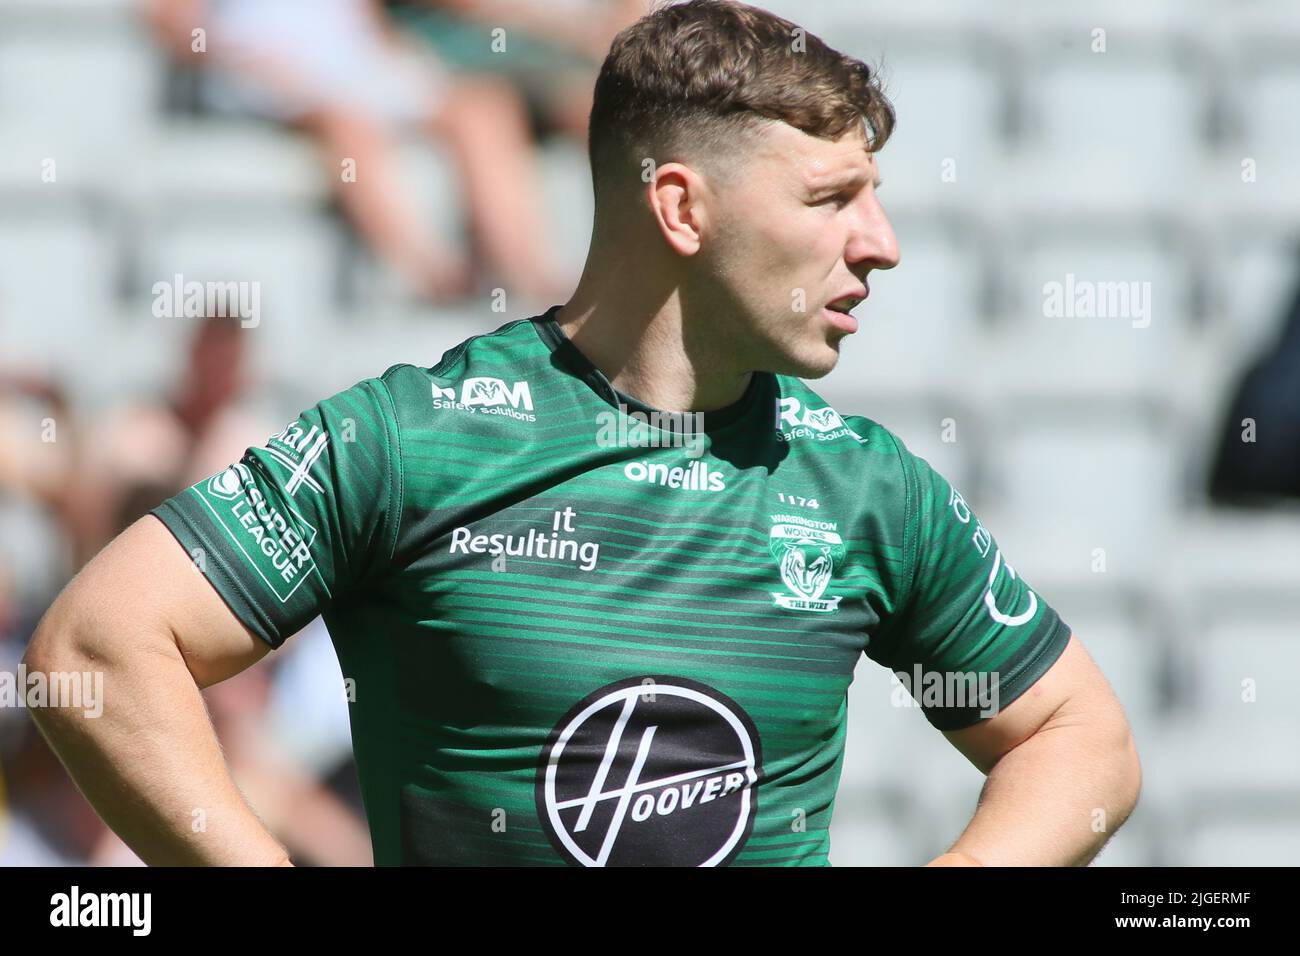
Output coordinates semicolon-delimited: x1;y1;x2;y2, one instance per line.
824;288;868;334
827;287;868;314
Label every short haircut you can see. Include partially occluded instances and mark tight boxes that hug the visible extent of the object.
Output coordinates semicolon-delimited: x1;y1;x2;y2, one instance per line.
587;0;894;204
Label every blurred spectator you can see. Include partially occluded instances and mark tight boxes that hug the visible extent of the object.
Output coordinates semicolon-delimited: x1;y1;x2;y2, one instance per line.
59;313;272;567
1207;263;1300;506
0;718;111;865
145;0;568;304
387;0;647;143
0;374;75;523
0;376;76;635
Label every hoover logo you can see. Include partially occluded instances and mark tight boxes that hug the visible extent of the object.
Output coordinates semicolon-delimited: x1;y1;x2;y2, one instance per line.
536;676;762;867
769;515;845;612
432;377;536;421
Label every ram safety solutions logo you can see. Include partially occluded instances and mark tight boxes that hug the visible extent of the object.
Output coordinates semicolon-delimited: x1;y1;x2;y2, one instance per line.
536;676;762;867
775;397;865;443
768;515;846;612
432;377;536;421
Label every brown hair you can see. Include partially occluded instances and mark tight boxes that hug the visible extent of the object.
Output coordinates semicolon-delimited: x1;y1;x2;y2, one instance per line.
588;0;894;201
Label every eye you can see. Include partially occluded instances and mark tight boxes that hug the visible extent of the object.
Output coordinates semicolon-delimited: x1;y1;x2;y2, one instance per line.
813;192;852;210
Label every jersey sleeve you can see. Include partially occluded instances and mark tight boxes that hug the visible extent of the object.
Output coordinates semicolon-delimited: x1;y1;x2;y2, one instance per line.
149;371;404;650
865;432;1072;731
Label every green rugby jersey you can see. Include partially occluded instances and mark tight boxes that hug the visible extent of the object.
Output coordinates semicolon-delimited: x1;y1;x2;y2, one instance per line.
150;306;1071;867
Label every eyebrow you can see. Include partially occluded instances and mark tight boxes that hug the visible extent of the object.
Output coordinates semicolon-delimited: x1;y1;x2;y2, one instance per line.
807;170;881;195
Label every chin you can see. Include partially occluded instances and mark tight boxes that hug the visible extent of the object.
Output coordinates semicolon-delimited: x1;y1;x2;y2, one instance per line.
772;343;841;379
800;356;840;380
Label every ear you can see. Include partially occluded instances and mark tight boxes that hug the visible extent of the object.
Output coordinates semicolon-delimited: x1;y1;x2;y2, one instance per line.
646;161;708;257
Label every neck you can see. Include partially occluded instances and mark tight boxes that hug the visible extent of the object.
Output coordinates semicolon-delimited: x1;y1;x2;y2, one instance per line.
555;243;753;414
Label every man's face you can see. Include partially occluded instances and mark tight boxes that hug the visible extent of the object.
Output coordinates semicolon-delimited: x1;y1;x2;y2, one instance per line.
700;121;899;378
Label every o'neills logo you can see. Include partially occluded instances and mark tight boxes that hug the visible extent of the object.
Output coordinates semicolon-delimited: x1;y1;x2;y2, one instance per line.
622;459;725;492
768;514;845;613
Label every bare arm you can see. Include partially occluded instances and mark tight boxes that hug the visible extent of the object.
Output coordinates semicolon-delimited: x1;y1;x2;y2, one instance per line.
926;635;1142;866
142;0;211;65
21;514;293;866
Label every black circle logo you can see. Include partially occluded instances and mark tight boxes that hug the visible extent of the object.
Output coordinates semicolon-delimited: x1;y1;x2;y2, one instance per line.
536;676;763;866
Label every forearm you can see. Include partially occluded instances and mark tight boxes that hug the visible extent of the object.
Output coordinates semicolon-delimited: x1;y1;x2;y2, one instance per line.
24;614;290;866
943;715;1141;866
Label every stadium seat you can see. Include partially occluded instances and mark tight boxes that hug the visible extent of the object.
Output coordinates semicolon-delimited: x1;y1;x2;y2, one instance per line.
134;121;331;207
1203;227;1299;367
827;805;925;866
1181;802;1300;866
843;653;987;839
758;0;991;39
0;207;114;368
977;317;1195;414
868;39;1003;170
827;214;987;400
0;14;162;138
999;224;1194;332
981;406;1181;555
1013;0;1189;34
841;656;916;794
1187;612;1300;733
0;119;129;201
1158;511;1300;614
294;305;507;398
845;398;977;500
133;210;343;345
1236;50;1300;154
1018;34;1202;185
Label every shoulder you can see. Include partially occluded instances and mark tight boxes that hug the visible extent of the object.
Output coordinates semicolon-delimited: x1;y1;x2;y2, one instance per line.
771;374;913;477
368;317;549;407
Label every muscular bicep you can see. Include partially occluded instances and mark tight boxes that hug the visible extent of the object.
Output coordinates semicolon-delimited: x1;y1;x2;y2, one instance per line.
28;515;270;689
145;514;273;685
941;634;1124;775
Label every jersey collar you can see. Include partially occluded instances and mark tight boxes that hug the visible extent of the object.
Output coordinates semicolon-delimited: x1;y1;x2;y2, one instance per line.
531;305;775;433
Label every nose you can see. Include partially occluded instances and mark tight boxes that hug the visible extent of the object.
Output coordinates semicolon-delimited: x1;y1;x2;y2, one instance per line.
845;190;900;274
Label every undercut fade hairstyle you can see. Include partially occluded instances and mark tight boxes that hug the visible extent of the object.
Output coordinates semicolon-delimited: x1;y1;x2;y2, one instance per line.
587;0;894;207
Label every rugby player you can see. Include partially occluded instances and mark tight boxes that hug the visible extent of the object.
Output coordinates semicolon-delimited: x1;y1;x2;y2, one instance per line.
24;0;1140;866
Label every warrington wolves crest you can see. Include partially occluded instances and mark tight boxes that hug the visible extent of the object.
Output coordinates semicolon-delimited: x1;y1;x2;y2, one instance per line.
768;519;846;612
